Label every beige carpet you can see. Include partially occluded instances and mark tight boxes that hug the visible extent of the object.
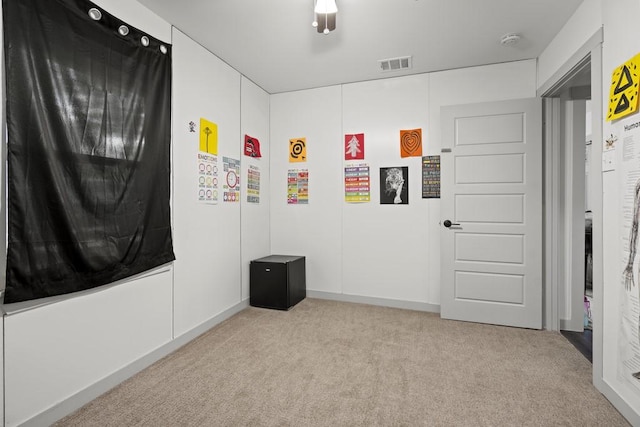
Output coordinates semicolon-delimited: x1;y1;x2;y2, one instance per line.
56;298;629;426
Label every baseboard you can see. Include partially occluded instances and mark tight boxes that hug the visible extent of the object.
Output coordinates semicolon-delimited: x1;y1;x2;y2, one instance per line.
594;376;640;426
308;290;440;313
21;299;249;427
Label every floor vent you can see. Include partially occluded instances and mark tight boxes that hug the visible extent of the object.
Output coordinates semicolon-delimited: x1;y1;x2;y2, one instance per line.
378;56;412;72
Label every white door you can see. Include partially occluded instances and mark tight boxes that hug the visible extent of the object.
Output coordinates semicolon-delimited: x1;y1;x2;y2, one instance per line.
440;98;542;329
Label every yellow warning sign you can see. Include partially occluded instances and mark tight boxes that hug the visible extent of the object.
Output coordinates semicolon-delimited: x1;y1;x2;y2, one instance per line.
199;118;218;154
607;54;640;121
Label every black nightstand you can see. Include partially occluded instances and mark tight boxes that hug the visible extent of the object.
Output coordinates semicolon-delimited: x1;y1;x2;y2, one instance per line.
250;255;306;310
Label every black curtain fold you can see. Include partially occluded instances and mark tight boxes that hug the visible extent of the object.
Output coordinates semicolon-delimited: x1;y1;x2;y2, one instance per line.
3;0;175;303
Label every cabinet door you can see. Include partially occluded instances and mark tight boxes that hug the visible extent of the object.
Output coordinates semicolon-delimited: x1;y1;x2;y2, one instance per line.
250;262;288;309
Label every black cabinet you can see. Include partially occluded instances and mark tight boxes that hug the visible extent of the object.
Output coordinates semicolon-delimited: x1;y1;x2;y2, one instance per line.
250;255;306;310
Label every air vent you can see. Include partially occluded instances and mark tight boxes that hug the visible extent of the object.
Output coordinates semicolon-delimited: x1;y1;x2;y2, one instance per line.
378;56;412;72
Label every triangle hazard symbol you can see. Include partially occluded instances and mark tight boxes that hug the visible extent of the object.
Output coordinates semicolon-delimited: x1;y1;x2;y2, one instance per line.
614;65;633;94
615;93;630;115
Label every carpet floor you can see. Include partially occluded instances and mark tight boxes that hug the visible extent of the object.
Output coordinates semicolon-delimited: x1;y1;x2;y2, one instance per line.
56;298;629;426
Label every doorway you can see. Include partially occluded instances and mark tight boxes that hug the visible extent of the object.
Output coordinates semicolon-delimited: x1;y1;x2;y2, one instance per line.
539;33;604;386
542;60;592;352
562;97;594;362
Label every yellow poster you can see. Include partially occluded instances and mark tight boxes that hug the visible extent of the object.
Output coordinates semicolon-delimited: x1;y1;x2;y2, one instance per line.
199;118;218;154
607;54;640;121
289;137;307;162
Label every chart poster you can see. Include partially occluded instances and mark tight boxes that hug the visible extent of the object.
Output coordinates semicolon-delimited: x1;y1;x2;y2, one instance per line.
345;133;365;160
287;169;309;204
344;164;370;203
422;155;441;198
400;128;422;158
244;135;262;158
607;54;640;122
199;118;218;154
380;166;408;205
247;165;260;203
197;152;218;204
222;156;240;202
289;137;307;162
616;117;640;391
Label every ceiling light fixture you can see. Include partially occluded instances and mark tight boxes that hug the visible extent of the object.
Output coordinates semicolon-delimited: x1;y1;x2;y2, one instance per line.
312;0;337;35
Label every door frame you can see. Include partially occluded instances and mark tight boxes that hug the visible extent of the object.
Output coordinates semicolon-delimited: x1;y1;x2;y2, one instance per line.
538;27;604;394
542;95;588;333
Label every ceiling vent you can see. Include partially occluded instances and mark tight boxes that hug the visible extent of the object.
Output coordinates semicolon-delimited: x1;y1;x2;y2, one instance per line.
378;56;412;72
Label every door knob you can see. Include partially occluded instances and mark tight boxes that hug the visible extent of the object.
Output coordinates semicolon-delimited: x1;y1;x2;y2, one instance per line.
443;220;460;228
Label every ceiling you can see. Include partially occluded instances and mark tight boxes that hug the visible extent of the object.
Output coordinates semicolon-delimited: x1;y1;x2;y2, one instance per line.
138;0;584;94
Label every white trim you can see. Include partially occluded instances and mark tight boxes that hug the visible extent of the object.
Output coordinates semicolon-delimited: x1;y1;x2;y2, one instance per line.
308;291;440;313
19;299;249;427
1;264;174;316
564;99;587;332
537;28;603;97
544;97;561;331
560;318;579;331
594;378;640;426
588;40;606;410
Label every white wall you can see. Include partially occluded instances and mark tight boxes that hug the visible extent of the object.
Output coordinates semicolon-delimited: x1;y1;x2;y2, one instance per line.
601;0;640;422
0;1;270;425
341;75;429;303
241;77;271;300
270;86;344;294
171;28;242;337
270;60;536;307
539;0;640;422
537;0;602;90
4;272;173;426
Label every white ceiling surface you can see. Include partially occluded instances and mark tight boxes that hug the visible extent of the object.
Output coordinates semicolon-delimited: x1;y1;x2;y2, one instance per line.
138;0;584;94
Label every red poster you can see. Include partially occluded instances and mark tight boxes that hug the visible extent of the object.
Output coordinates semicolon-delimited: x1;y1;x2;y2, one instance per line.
345;133;365;160
244;135;262;158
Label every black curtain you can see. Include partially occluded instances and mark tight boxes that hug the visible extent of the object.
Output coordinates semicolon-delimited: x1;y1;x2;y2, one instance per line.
3;0;175;303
